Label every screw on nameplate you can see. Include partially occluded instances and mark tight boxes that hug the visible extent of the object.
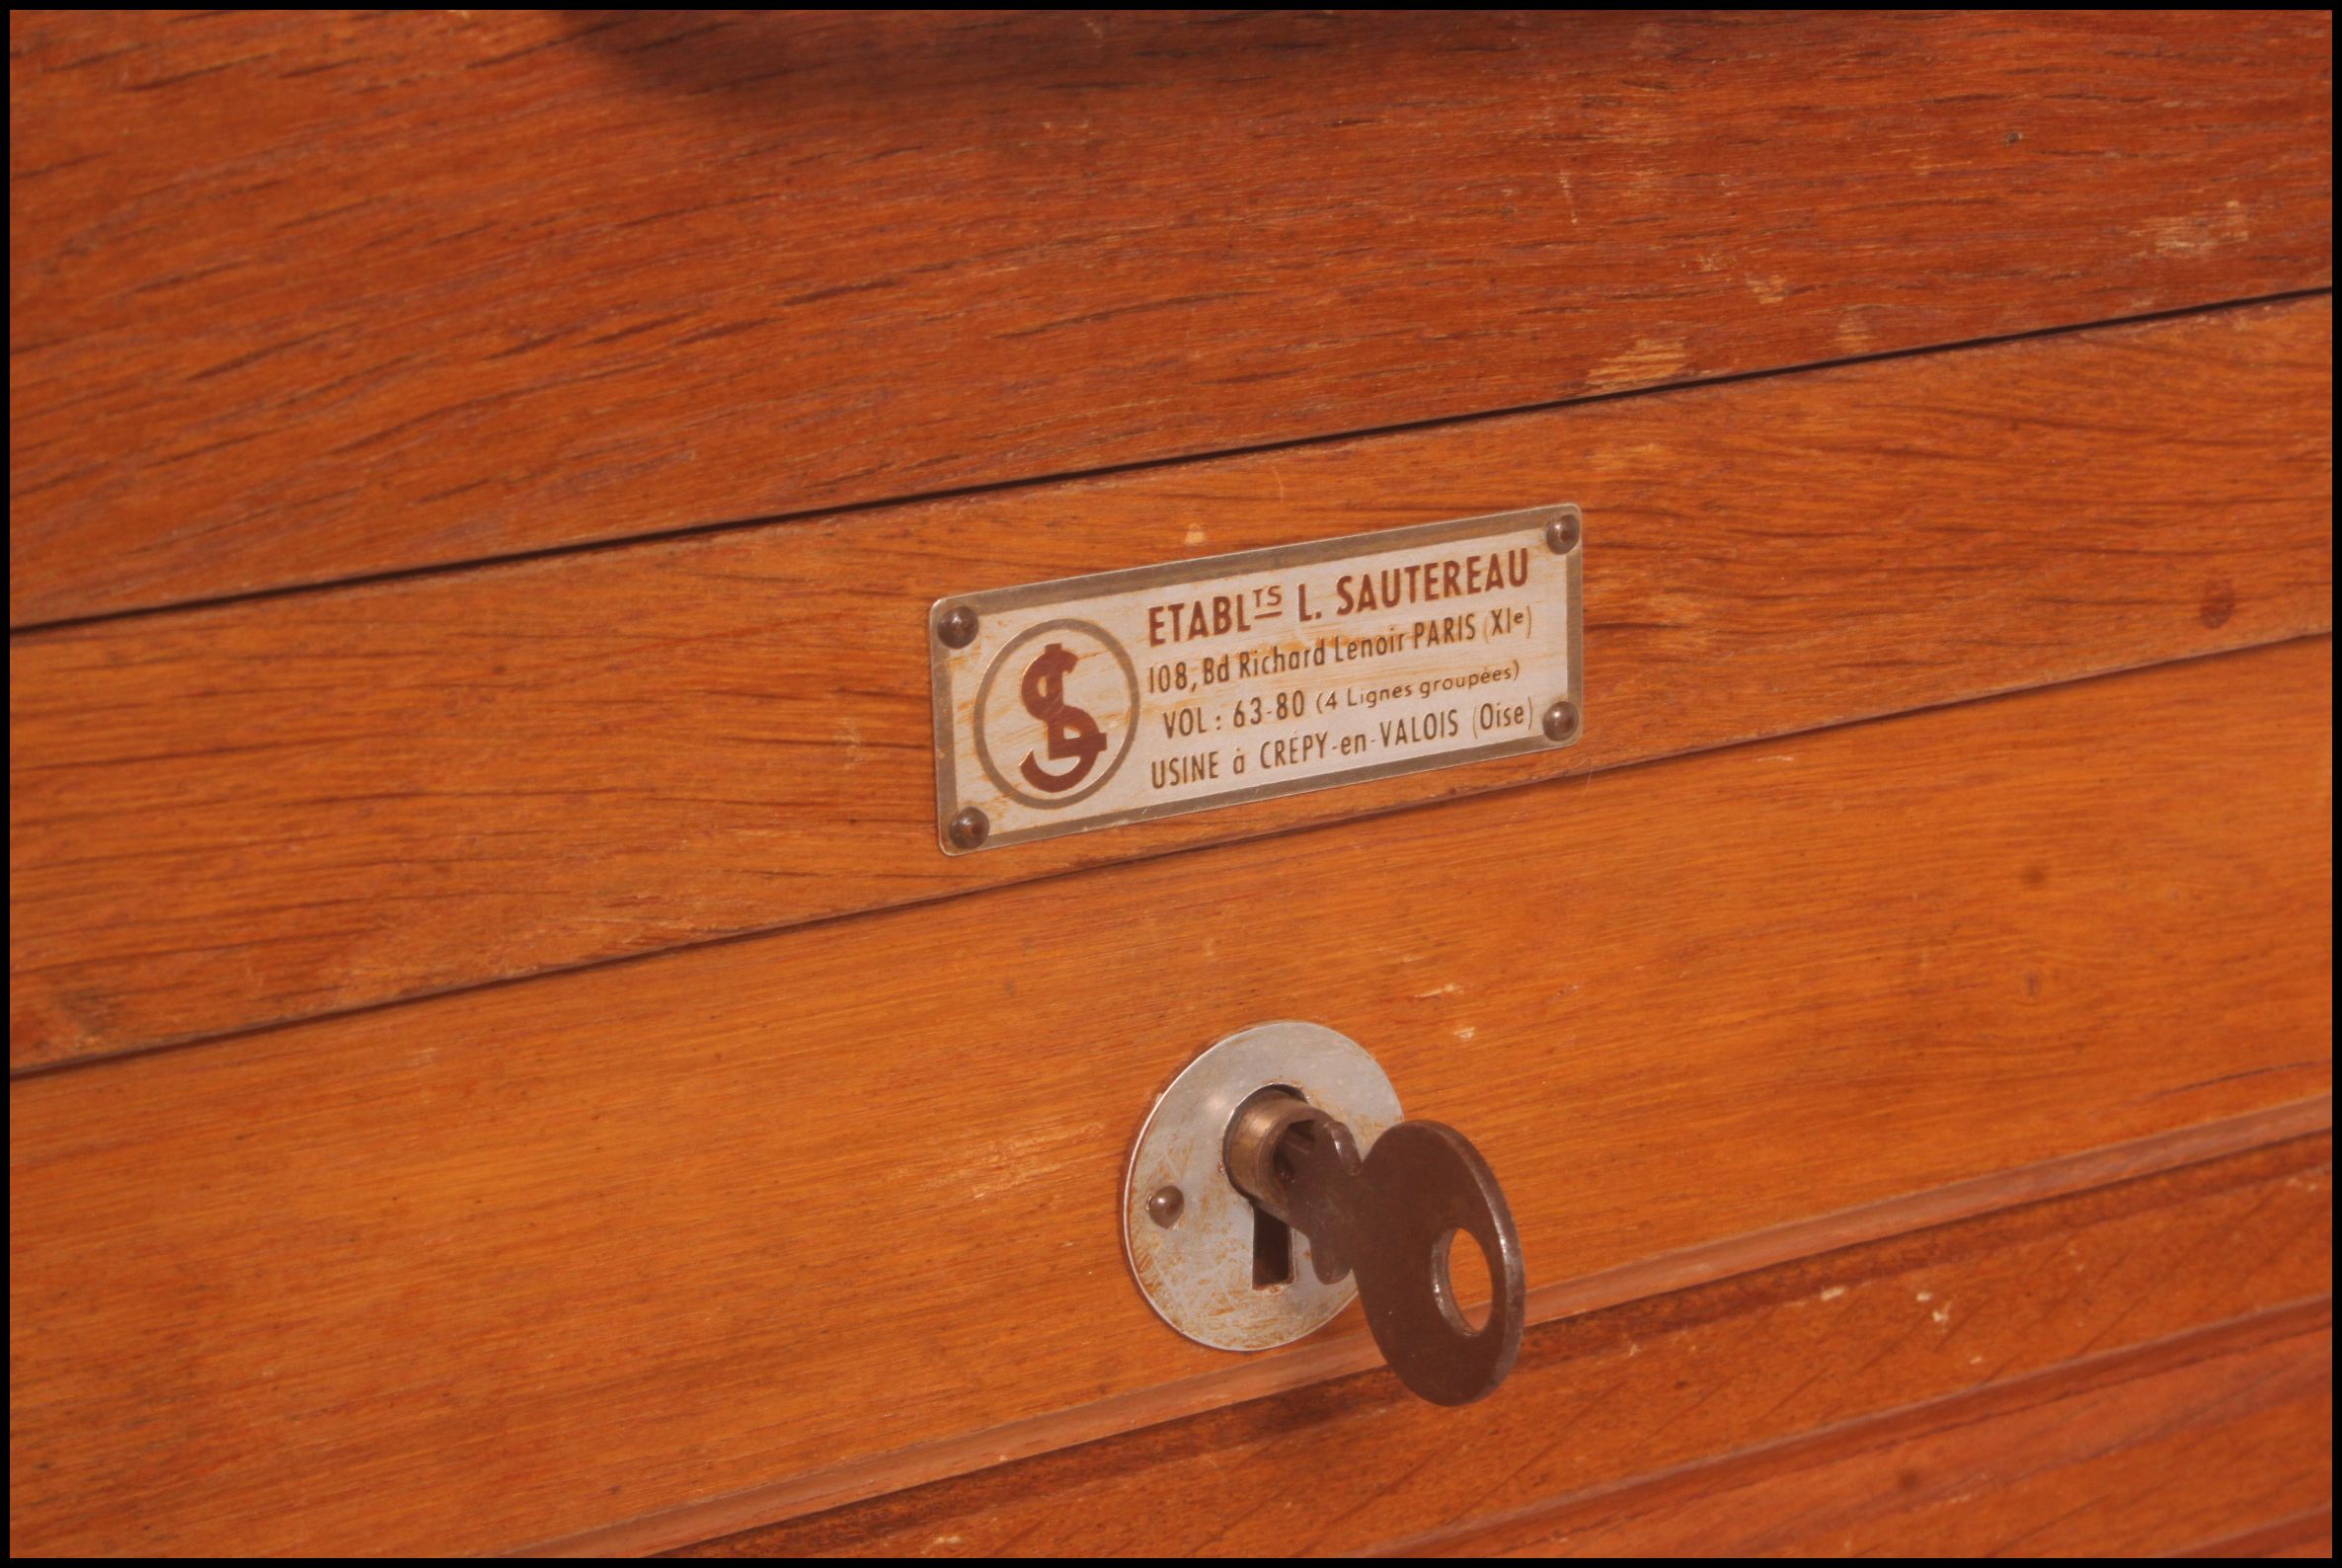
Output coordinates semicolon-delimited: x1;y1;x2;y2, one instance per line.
935;603;978;650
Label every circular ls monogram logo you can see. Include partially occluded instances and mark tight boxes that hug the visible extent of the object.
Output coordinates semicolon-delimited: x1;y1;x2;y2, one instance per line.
1017;641;1107;792
973;619;1139;810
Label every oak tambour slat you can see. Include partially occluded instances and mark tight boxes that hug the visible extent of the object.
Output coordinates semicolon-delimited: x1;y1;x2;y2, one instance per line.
8;9;2332;623
10;299;2332;1070
8;640;2331;1556
673;1136;2333;1558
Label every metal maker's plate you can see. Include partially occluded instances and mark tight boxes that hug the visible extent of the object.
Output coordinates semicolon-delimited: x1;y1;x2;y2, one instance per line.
931;505;1583;852
1123;1022;1403;1352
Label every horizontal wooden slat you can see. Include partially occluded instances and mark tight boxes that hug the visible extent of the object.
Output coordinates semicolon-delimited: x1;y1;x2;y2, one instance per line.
8;9;2331;624
10;297;2332;1071
1447;1306;2333;1558
672;1135;2334;1558
2180;1508;2336;1559
9;640;2331;1556
560;1104;2339;1557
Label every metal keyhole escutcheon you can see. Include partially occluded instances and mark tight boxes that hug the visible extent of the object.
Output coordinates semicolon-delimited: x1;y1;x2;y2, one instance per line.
1123;1022;1526;1406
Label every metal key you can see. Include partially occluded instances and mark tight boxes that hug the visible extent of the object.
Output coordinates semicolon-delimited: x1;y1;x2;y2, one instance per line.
1223;1087;1524;1405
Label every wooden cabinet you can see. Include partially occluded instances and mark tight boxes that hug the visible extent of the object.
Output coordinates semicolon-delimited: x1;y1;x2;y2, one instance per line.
9;11;2331;1557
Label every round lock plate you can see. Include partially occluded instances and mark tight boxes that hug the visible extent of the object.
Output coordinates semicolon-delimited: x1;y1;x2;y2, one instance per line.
1123;1021;1402;1351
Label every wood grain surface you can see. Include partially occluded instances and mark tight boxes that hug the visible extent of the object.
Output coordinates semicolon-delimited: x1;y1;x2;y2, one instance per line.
2180;1508;2336;1559
1444;1305;2333;1558
9;10;2332;624
10;641;2331;1556
674;1134;2334;1557
12;298;2332;1071
550;1103;2336;1557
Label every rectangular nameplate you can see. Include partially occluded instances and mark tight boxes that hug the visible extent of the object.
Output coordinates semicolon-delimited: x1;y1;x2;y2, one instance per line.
930;505;1583;852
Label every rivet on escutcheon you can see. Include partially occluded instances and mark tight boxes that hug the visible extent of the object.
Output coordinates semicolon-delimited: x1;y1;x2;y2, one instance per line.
946;807;989;850
1542;509;1582;554
1542;700;1581;743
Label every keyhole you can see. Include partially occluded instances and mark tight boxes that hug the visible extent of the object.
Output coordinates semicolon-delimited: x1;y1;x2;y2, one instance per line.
1250;1204;1294;1291
1229;1083;1305;1292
